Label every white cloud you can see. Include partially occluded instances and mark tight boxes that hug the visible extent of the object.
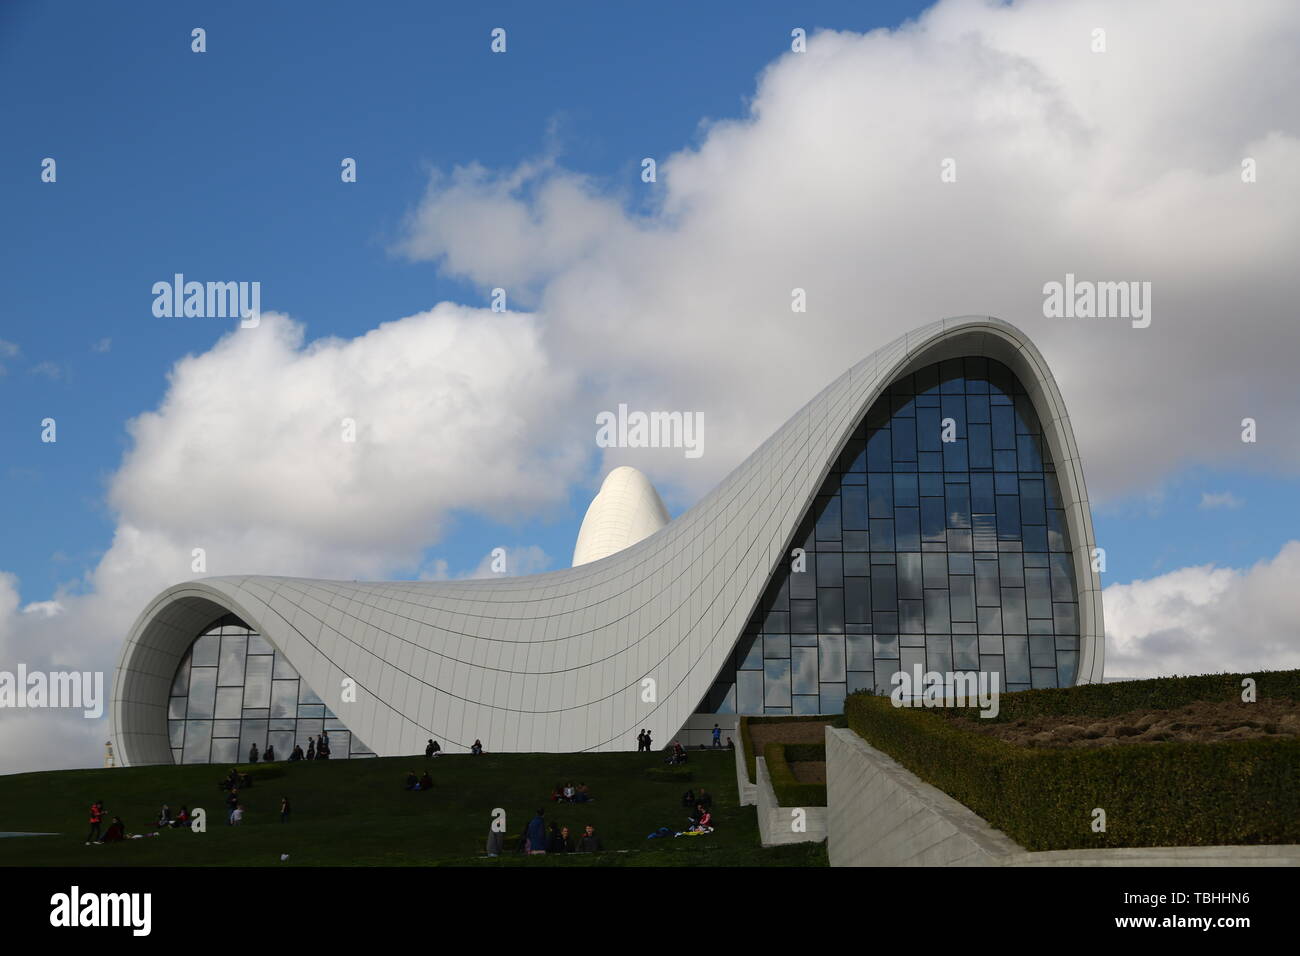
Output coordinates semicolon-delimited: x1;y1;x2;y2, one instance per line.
20;601;65;618
1199;491;1244;510
400;0;1300;503
1103;540;1300;678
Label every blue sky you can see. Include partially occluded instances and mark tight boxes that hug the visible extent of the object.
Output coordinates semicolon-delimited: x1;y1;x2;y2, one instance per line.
3;0;940;594
2;0;1298;756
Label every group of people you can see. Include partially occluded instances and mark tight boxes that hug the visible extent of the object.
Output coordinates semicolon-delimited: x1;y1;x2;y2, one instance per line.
85;799;186;845
635;729;654;751
218;767;253;791
664;740;689;765
548;782;595;804
156;804;193;828
425;739;442;757
288;733;331;761
403;770;434;791
510;808;604;855
246;743;276;763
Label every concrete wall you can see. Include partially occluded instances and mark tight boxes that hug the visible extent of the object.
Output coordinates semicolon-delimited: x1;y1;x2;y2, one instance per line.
755;756;827;847
734;725;756;807
825;727;1300;867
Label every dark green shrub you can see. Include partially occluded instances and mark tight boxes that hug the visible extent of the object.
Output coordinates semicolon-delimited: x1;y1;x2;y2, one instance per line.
763;743;827;807
844;689;1300;850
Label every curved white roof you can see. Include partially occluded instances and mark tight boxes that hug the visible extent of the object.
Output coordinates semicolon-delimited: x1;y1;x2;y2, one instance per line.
572;466;671;567
111;317;1105;765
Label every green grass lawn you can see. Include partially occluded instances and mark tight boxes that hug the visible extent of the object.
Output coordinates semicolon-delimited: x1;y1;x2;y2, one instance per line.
0;749;826;867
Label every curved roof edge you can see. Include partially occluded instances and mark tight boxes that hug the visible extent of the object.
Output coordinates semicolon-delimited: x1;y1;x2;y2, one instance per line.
112;316;1103;766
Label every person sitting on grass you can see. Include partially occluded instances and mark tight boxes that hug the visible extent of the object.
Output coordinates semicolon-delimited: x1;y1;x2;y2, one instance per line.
419;771;433;792
470;739;484;755
556;825;575;853
289;744;304;761
425;738;441;758
562;782;576;802
696;788;712;810
263;744;275;762
576;824;603;853
404;770;419;790
575;783;593;803
157;804;172;827
174;806;190;828
681;788;696;808
687;805;714;832
550;783;563;803
102;816;126;842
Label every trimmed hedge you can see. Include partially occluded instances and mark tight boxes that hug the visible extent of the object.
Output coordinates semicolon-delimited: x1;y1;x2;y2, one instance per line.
783;743;826;763
941;669;1300;724
845;690;1300;851
763;743;827;807
741;714;836;783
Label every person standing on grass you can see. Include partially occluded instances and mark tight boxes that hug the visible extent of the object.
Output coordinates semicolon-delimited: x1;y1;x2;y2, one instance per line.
280;796;291;823
644;730;653;752
306;737;315;761
712;724;722;748
525;809;547;854
85;800;104;844
231;805;245;825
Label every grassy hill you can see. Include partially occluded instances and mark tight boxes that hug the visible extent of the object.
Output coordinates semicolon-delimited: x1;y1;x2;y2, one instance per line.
0;749;826;867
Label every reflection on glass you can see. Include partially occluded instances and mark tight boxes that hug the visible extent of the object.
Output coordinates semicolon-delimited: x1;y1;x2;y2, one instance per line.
696;358;1079;715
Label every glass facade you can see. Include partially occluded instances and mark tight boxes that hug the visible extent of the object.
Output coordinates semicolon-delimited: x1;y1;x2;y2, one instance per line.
166;614;374;764
700;357;1080;716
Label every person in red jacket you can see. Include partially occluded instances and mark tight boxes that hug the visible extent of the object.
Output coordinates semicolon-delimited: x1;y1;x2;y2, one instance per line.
85;800;104;844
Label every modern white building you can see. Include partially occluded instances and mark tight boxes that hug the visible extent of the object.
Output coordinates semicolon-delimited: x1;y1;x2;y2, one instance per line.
111;316;1104;766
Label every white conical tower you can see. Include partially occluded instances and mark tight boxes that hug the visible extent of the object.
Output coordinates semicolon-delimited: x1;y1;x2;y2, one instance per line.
572;466;670;566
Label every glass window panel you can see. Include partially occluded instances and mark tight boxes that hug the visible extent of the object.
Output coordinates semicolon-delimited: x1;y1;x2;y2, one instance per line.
298;683;323;706
791;696;821;716
218;633;247;687
186;667;217;719
1004;636;1031;684
737;633;763;670
1050;553;1076;601
999;553;1025;587
844;577;871;624
1029;634;1056;668
737;670;764;713
867;428;893;471
816;552;843;588
170;661;190;696
239;720;269;759
1031;667;1058;689
922;553;948;589
248;633;273;654
895;507;920;551
1054;602;1079;635
949;575;976;622
169;719;185;749
764;659;792;708
1057;650;1078;685
296;718;324;741
764;634;791;659
978;606;1003;634
842;486;868;530
215;686;243;719
846;634;873;672
991;405;1016;449
815;495;841;541
212;719;242;737
891;417;917;462
272;652;298;680
791;646;818;695
191;633;220;667
297;703;325;718
816;589;844;633
819;683;847;714
926;636;953;673
1025;568;1053;619
924;590;951;633
893;473;918;507
169;696;187;720
271;679;299;718
916;407;941;452
790;600;817;633
182;719;213;764
952;634;980;670
1001;588;1027;633
209;736;238;765
790;562;815;598
242;655;273;709
847;671;873;694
